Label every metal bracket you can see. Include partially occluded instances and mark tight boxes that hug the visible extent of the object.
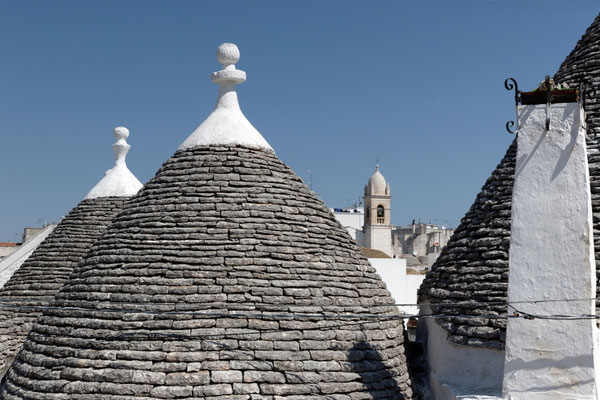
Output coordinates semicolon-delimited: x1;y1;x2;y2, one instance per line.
505;78;520;134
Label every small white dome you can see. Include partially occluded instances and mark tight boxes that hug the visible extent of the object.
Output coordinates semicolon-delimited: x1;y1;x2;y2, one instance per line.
367;165;387;195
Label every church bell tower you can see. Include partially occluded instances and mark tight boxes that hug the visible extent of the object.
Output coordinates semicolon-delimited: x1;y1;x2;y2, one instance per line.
363;165;392;256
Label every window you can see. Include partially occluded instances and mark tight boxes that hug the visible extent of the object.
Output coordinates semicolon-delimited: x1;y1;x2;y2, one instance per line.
377;205;384;223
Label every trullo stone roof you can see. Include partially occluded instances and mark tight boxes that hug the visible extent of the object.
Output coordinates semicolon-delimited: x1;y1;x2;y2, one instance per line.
419;13;600;350
0;127;142;375
1;44;414;399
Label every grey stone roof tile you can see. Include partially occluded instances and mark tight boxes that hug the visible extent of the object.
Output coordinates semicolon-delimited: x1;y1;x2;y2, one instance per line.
0;197;127;373
2;146;414;399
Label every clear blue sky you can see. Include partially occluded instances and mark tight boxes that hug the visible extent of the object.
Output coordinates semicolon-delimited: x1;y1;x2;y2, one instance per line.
0;1;598;241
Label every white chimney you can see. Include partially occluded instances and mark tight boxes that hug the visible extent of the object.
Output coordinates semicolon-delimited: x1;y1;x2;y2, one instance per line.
503;94;599;398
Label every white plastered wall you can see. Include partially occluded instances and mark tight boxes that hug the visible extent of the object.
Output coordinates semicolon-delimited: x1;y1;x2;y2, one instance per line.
421;304;504;400
503;102;599;399
368;258;417;314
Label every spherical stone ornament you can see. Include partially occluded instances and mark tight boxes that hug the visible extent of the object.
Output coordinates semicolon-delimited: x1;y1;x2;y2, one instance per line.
216;43;240;66
113;126;129;141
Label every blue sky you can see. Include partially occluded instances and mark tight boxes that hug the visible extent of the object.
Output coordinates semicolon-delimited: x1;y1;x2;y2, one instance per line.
0;1;598;241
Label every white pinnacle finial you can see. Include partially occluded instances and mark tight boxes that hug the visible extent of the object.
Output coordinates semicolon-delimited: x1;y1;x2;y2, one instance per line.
211;43;246;86
84;126;143;199
113;126;130;165
216;43;240;69
178;43;272;151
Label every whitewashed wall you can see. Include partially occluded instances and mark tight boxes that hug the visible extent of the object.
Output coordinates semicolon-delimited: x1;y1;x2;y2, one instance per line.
420;305;504;400
503;103;599;399
368;258;425;315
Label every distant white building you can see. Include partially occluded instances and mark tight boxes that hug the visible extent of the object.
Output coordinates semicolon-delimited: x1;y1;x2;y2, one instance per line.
367;255;425;317
331;165;454;267
0;224;56;288
329;166;453;321
330;206;364;240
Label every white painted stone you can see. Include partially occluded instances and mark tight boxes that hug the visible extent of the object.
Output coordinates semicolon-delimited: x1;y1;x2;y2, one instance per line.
178;43;273;151
367;165;387;195
420;305;504;400
503;103;599;399
85;127;143;199
0;224;56;288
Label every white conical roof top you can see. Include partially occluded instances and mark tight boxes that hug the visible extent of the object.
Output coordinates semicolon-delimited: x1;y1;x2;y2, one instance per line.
367;165;387;195
178;43;272;151
85;127;143;199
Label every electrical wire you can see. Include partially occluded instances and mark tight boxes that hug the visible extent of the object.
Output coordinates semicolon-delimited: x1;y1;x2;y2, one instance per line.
0;296;596;312
0;295;597;344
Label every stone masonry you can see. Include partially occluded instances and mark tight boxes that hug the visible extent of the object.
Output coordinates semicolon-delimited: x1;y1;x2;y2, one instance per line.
0;197;127;374
2;146;414;399
418;142;514;350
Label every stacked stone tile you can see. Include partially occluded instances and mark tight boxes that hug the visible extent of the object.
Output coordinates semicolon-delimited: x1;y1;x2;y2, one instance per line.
418;143;514;349
419;13;600;350
1;44;414;399
0;197;127;373
0;127;142;374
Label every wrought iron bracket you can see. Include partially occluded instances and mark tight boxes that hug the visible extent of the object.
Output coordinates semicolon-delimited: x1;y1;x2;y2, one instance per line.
505;78;520;134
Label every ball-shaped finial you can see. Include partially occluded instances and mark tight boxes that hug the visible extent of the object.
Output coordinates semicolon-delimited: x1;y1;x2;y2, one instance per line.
113;126;130;141
216;43;240;66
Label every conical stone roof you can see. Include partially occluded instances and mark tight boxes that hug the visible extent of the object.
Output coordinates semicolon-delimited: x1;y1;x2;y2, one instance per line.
418;142;515;349
419;13;600;350
0;128;142;374
1;44;414;399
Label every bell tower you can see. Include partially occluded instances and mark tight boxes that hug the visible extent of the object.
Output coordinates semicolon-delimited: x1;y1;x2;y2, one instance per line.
363;165;392;256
